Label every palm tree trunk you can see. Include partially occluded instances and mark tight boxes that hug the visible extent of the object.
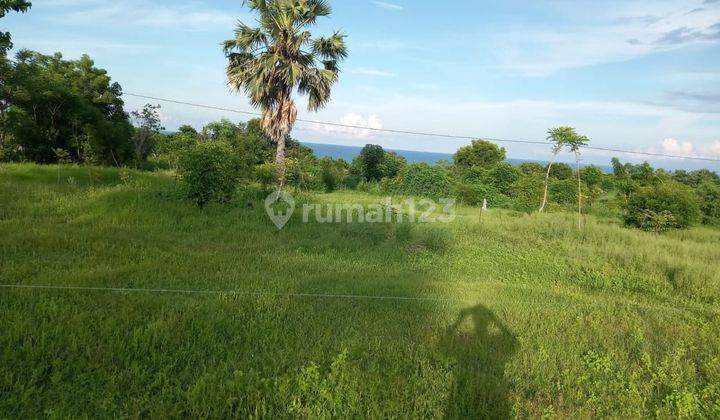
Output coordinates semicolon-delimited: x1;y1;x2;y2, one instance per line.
539;156;555;213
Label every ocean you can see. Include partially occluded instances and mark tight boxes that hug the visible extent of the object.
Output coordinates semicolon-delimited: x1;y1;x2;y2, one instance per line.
302;142;603;170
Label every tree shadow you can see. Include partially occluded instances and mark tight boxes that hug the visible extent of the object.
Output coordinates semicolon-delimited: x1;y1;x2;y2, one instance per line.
441;304;519;419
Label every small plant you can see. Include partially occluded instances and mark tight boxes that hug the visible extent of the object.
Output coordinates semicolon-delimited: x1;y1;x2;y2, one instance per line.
178;141;243;206
638;210;676;233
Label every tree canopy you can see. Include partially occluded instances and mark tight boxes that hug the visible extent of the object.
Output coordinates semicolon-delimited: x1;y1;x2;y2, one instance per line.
0;0;31;56
0;50;133;164
453;139;506;169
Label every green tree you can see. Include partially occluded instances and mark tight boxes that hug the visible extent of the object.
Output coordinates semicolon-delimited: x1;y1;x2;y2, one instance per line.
540;126;589;229
356;144;386;181
624;181;701;230
0;0;31;56
697;181;720;226
518;162;545;176
2;51;133;164
378;151;407;179
224;0;347;189
580;165;604;190
200;118;243;143
540;127;578;212
453;139;506;169
130;104;164;164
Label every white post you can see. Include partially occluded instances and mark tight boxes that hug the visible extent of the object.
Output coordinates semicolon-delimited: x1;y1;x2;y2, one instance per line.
482;198;488;211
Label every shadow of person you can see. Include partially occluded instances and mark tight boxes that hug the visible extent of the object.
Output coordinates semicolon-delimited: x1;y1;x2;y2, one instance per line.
441;304;519;419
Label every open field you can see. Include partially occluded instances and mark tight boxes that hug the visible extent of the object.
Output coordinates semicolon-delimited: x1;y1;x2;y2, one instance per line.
1;163;720;418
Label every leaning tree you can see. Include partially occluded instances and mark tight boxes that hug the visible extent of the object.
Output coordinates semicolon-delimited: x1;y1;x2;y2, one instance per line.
224;0;347;189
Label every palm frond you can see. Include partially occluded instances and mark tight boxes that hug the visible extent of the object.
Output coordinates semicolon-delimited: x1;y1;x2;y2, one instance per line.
312;31;347;60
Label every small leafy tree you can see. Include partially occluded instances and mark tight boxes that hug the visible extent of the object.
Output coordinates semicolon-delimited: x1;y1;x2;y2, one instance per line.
356;144;386;181
540;127;576;212
130;104;164;165
453;139;506;169
179;141;243;207
540;126;589;228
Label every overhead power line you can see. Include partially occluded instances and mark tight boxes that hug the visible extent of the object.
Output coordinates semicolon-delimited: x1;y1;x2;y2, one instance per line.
124;92;720;163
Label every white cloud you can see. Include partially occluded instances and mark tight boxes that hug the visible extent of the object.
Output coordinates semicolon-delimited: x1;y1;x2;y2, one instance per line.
48;1;238;30
487;0;720;75
372;1;403;11
310;112;383;138
642;138;720;159
662;138;695;155
350;67;396;77
700;141;720;157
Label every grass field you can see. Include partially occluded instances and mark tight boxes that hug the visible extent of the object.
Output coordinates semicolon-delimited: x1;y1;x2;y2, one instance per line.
1;163;719;418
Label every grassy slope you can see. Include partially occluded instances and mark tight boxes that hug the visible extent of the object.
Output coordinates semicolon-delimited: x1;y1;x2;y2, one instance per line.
1;163;719;418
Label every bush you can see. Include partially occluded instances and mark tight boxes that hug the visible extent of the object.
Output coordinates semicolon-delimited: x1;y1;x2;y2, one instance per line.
454;183;509;208
697;181;720;226
550;163;574;180
178;141;243;206
548;178;582;206
485;162;520;195
390;163;452;199
510;176;544;213
254;163;277;191
624;181;701;230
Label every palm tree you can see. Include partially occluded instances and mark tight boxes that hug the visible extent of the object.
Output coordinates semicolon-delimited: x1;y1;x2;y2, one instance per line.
224;0;347;189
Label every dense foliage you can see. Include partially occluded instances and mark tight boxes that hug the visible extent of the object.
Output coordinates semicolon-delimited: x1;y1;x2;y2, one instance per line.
0;0;31;56
178;141;244;207
624;181;702;231
1;50;134;165
0;49;715;229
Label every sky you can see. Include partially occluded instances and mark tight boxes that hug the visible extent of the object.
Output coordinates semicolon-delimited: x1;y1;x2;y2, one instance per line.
4;0;720;169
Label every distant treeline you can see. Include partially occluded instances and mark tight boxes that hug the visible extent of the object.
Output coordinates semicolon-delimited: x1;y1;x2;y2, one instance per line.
1;50;718;232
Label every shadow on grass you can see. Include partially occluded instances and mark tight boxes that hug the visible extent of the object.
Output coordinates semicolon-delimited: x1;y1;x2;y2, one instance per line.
442;304;518;418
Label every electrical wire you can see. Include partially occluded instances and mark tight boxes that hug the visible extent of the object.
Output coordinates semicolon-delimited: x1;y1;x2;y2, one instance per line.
123;93;720;163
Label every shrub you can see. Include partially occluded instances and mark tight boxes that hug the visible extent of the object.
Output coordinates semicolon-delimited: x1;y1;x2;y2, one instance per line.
549;178;579;206
638;210;677;233
319;157;342;192
178;141;243;206
484;162;520;195
454;183;508;208
518;162;545;176
697;181;720;226
254;163;277;191
391;163;452;199
550;163;574;180
510;176;544;213
624;181;701;230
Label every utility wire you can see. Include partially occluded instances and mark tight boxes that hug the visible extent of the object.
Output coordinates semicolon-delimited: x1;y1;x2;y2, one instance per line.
124;93;720;163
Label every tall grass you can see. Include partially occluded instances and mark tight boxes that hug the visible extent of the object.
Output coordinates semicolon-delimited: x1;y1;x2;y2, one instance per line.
1;163;719;417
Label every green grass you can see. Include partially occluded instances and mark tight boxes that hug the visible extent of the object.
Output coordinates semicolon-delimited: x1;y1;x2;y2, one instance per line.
1;163;719;418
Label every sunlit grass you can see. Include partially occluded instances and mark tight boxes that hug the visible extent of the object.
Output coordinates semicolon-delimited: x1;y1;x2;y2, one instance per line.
1;163;719;417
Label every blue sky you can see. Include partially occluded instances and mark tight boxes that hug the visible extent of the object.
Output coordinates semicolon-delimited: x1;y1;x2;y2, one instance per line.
4;0;720;169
